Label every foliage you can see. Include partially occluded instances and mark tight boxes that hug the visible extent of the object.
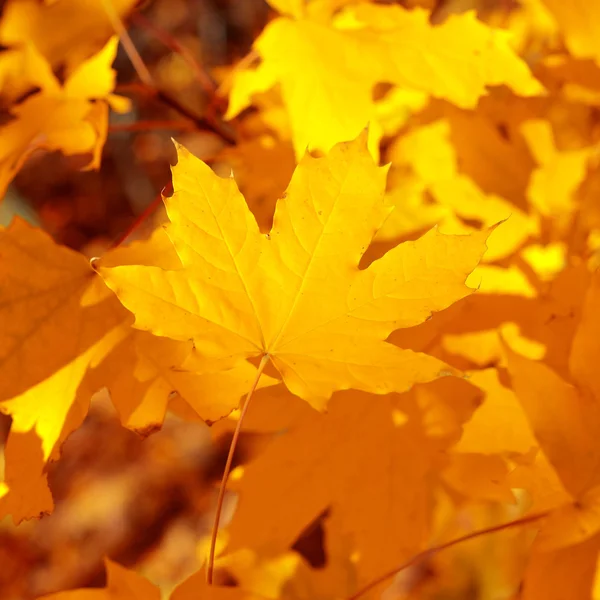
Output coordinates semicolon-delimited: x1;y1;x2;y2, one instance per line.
3;0;600;599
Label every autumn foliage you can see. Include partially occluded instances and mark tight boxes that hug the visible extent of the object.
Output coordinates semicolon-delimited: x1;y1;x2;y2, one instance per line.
3;0;600;598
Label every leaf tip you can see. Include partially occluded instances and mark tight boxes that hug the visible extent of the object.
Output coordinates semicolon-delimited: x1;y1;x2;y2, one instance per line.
170;137;190;164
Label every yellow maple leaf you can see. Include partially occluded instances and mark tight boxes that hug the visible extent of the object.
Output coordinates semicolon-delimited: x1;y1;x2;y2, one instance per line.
522;534;600;600
282;512;358;600
227;3;543;156
0;0;137;75
442;452;515;503
40;559;258;600
521;118;595;228
93;330;276;430
505;273;600;553
456;368;538;458
213;512;358;600
223;378;480;586
100;134;490;408
380;119;538;260
0;36;130;199
215;549;301;599
0;429;53;522
541;0;600;64
507;348;600;502
0;222;271;522
437;103;536;208
93;230;279;428
215;134;296;233
0;218;124;462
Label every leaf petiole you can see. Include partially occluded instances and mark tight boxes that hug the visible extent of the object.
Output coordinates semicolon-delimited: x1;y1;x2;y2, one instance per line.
347;511;549;600
206;353;271;584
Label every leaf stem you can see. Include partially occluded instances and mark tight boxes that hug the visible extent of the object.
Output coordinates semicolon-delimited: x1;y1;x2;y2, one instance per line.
347;511;548;600
206;353;271;584
109;120;197;133
101;0;154;87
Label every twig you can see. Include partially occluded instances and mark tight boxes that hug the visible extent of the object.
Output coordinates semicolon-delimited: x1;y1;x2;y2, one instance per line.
103;2;236;145
132;12;217;97
109;120;197;133
206;354;271;584
347;511;548;600
101;0;154;87
114;82;149;94
111;182;172;248
114;82;236;144
130;11;235;143
154;89;237;145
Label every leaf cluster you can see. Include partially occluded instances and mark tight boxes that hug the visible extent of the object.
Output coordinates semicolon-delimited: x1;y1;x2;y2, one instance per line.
3;1;600;599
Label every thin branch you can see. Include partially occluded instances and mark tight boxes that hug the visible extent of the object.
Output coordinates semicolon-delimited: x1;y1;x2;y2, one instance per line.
132;12;217;97
111;182;172;248
115;82;149;94
109;120;197;133
101;0;154;87
154;89;237;145
206;354;271;584
104;3;236;145
114;82;236;143
347;511;549;600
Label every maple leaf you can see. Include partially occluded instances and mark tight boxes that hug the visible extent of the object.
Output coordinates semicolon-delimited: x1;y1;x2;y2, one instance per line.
540;0;600;64
215;549;301;599
441;367;564;508
0;218;124;461
216;134;296;232
100;134;490;408
0;429;53;521
0;36;130;199
454;369;538;458
380;119;538;261
40;559;256;600
521;534;600;600
507;347;600;506
435;102;536;208
0;0;137;74
214;512;358;600
226;3;544;156
503;272;600;598
521;118;594;230
0;222;269;522
0;218;131;521
220;378;481;587
91;330;276;430
92;229;278;427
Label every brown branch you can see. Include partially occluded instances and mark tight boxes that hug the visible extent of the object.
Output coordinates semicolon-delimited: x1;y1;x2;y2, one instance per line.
347;512;549;600
106;4;237;145
154;89;236;145
115;82;149;95
128;11;236;144
131;12;217;98
109;120;197;133
114;83;236;145
102;0;154;86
